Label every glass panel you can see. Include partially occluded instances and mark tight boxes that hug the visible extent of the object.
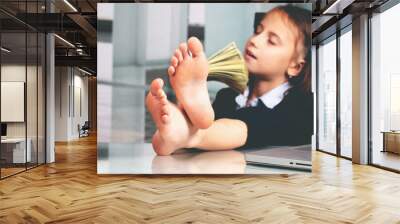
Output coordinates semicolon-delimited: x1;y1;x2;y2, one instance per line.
0;1;46;178
312;46;317;150
1;30;27;177
317;37;337;154
38;32;45;164
27;30;38;169
26;0;38;169
371;4;400;171
339;29;352;158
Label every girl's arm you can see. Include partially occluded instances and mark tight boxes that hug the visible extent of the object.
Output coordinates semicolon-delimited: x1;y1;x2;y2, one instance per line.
190;118;248;150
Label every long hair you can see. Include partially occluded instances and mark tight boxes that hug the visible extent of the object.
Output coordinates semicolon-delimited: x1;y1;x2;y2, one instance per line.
251;5;312;94
275;5;312;93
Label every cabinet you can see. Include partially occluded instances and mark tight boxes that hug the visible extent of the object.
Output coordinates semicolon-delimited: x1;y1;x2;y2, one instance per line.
1;138;32;164
382;131;400;154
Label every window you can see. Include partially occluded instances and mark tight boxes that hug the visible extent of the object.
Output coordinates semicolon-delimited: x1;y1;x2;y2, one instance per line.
317;36;337;154
370;2;400;171
339;28;352;158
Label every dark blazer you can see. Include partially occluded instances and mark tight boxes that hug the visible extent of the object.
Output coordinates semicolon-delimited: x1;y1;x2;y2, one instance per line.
212;87;313;149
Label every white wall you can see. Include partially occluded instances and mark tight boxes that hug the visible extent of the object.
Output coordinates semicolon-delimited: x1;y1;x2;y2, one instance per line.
1;82;24;122
55;67;89;141
189;3;205;26
1;65;26;129
1;63;46;163
1;65;37;138
72;74;89;138
55;66;69;141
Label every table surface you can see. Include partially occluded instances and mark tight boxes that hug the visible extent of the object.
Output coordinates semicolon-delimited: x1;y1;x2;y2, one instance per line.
1;138;28;143
97;143;311;174
381;131;400;134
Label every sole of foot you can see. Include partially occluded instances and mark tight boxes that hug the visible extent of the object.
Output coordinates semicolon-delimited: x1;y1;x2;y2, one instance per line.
167;37;214;129
146;78;198;156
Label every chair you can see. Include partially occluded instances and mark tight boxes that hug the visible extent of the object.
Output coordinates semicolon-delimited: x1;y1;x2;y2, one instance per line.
79;121;90;138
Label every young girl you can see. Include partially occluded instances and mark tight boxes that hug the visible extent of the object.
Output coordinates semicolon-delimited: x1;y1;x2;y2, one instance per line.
146;5;313;156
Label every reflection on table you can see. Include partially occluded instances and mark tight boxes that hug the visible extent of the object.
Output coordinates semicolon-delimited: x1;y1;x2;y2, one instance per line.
97;143;309;174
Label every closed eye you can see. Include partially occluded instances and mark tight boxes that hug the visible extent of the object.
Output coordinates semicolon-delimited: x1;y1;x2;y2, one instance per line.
268;39;276;45
268;34;280;45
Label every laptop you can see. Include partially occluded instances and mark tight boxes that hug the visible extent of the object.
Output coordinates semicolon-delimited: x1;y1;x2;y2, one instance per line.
244;144;312;171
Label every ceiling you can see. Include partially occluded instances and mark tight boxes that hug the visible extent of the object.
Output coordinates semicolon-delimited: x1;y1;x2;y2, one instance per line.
0;0;393;74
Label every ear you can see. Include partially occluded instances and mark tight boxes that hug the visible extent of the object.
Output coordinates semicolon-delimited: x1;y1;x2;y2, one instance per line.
287;59;305;77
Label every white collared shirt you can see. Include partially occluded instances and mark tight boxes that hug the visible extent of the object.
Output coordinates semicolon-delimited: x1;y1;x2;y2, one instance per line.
235;82;291;109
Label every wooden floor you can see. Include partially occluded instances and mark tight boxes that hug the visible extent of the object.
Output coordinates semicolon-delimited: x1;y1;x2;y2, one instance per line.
1;163;45;178
373;150;400;171
1;135;400;223
1;167;26;178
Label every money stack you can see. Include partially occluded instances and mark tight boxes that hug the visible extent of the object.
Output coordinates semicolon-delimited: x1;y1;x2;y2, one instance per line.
207;42;249;93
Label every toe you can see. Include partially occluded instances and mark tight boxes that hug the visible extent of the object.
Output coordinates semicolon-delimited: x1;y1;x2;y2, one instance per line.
150;78;164;96
156;88;165;99
175;49;183;62
160;104;170;124
167;66;175;77
161;114;170;124
161;104;169;115
179;43;189;59
145;91;152;108
188;36;204;57
171;56;178;67
160;95;168;105
159;90;167;101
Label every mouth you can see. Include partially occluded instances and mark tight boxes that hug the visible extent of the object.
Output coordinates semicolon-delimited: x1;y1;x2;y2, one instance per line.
245;49;257;60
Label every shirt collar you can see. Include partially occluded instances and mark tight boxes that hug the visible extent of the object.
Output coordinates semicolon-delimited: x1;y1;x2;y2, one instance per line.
235;82;291;109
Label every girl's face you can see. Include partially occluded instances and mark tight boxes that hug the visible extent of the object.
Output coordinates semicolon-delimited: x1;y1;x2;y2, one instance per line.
244;10;303;80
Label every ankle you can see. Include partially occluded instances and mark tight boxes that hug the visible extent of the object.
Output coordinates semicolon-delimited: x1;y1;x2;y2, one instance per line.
186;129;204;149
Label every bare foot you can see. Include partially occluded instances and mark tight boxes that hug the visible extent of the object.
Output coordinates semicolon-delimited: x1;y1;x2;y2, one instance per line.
167;37;214;129
146;78;200;156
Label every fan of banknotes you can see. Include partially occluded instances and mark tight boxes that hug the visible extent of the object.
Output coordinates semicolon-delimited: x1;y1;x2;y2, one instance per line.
207;42;249;93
